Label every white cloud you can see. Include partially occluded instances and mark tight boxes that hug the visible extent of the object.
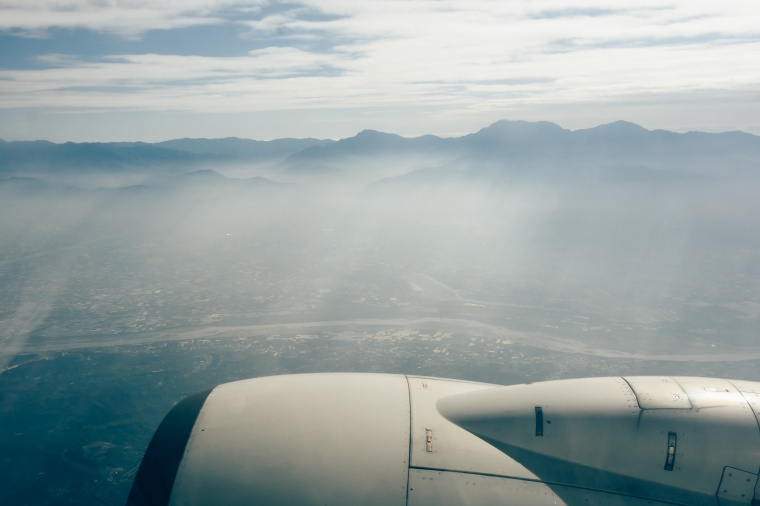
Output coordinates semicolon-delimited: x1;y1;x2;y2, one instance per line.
0;0;759;137
0;0;261;35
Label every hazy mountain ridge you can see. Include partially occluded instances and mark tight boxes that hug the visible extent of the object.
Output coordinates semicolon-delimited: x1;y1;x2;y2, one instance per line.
155;137;333;160
1;120;759;189
0;140;201;170
0;169;287;197
0;137;331;186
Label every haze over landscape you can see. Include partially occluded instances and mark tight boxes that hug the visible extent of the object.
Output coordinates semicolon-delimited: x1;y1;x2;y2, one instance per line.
3;119;760;503
1;1;760;505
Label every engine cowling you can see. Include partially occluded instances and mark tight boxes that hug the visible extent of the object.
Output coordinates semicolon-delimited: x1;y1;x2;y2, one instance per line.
127;374;760;506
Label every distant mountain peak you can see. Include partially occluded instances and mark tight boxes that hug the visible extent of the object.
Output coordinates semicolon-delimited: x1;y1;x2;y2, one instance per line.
185;169;224;178
476;119;567;136
336;129;406;150
593;120;649;133
488;119;560;127
463;120;570;149
353;129;401;139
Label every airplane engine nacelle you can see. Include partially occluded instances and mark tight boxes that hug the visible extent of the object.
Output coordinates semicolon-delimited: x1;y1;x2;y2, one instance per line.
127;374;760;506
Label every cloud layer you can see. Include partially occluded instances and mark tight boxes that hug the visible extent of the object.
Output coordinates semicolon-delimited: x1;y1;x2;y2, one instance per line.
1;0;759;139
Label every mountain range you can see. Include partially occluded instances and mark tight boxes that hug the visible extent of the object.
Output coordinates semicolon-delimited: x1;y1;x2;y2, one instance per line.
2;120;759;191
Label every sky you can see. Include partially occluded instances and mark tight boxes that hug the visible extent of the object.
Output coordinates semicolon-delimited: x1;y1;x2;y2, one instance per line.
0;0;759;142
